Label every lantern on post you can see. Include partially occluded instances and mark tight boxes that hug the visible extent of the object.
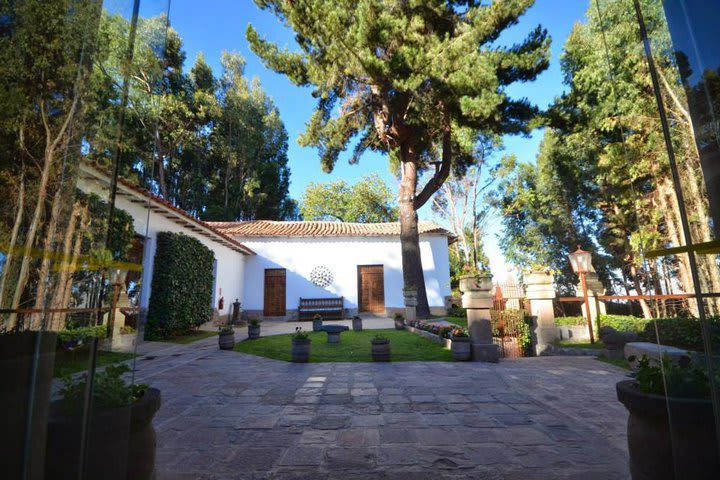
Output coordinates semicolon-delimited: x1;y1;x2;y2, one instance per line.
568;246;595;344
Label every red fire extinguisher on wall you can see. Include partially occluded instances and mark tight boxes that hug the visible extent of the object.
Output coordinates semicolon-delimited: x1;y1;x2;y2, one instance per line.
218;296;225;311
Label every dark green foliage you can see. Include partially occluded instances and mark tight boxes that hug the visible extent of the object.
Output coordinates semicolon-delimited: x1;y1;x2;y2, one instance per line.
555;316;585;327
640;317;720;352
599;314;650;333
59;364;147;414
630;354;716;399
144;232;214;340
57;325;108;350
446;307;467;318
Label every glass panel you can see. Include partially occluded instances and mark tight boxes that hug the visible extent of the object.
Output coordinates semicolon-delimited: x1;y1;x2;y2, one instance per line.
0;1;169;478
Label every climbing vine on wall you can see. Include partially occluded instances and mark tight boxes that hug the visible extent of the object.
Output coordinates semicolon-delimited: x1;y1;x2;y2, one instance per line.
144;232;214;340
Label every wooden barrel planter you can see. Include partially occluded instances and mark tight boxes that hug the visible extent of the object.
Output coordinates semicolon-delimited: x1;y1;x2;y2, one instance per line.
371;338;391;362
352;316;363;331
218;331;235;350
616;380;719;479
291;338;311;363
45;388;161;480
248;323;261;340
450;336;471;361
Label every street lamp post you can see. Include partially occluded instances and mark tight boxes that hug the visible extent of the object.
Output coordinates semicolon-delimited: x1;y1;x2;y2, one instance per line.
568;246;595;344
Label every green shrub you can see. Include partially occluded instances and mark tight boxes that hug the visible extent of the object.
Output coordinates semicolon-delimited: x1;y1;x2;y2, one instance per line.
640;317;720;352
599;314;649;333
555;316;584;327
58;325;107;349
144;232;214;340
447;306;466;318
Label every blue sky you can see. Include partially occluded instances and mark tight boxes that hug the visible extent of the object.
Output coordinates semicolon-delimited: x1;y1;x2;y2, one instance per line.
166;0;590;280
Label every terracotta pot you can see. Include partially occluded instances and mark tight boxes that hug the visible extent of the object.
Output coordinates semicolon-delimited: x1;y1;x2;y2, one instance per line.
45;388;161;480
450;336;471;361
291;338;311;363
371;340;391;362
218;331;235;350
458;274;493;293
616;380;719;480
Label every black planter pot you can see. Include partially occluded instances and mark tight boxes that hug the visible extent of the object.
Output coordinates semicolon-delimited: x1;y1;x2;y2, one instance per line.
291;338;311;363
45;387;162;480
616;380;719;480
394;318;404;330
0;331;57;479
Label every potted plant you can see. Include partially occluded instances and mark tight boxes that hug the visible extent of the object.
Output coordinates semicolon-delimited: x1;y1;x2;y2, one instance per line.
248;318;261;339
393;312;405;330
218;324;235;350
45;364;161;480
450;327;471;361
291;327;311;363
458;264;493;293
616;354;719;479
312;314;323;332
371;334;391;362
352;315;363;331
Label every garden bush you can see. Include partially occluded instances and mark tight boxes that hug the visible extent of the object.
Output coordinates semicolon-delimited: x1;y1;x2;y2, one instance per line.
640;317;720;352
555;316;584;327
57;325;107;350
598;314;649;333
446;306;467;318
144;232;214;340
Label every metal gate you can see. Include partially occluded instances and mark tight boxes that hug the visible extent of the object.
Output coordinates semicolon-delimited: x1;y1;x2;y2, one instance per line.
490;283;532;358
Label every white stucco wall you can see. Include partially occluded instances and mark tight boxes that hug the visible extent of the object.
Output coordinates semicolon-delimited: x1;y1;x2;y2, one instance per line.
77;176;246;318
237;235;451;313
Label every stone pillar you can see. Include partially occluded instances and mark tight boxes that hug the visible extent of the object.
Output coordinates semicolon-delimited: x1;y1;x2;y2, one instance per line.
525;271;557;356
576;272;606;332
460;275;499;363
403;287;418;323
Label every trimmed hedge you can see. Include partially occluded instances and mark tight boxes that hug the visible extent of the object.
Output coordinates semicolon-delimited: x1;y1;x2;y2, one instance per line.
144;232;215;340
555;316;584;327
446;306;467;318
640;317;720;352
598;314;649;333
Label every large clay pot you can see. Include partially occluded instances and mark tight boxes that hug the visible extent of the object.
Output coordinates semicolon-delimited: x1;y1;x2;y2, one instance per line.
218;331;235;350
291;338;311;363
371;339;391;362
616;380;719;480
450;336;471;361
45;387;161;480
458;274;493;293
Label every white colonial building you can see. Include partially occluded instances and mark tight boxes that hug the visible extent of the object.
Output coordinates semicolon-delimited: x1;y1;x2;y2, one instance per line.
208;221;454;319
79;162;454;321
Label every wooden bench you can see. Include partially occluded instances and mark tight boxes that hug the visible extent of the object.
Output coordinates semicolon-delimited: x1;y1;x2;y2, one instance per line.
298;297;344;321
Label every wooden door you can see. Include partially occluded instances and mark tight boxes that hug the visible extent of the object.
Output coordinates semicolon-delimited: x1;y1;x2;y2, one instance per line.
264;269;286;316
357;265;385;313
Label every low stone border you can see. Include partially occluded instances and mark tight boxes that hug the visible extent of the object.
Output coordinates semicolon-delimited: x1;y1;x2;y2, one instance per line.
543;344;609;357
404;325;452;349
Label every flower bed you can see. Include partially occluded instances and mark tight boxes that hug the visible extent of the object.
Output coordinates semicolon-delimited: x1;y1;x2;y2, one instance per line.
405;320;453;348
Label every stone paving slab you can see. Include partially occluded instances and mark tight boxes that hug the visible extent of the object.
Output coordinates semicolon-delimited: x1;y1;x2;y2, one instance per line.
133;335;631;479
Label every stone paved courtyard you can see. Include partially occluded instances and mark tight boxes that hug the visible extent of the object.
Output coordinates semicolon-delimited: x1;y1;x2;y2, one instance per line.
135;330;631;479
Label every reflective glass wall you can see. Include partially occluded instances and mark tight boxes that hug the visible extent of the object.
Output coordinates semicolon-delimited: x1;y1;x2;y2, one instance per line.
1;1;169;478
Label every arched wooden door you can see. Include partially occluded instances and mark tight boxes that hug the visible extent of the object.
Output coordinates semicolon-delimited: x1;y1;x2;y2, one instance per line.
264;268;286;316
357;265;385;313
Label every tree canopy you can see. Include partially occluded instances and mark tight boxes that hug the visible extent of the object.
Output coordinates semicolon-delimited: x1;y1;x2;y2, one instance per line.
248;0;550;315
300;173;398;222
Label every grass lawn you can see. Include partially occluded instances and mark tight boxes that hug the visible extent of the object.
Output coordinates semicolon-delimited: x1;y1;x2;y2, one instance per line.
158;330;217;344
557;340;606;350
446;316;467;327
54;350;136;377
597;355;631;370
234;328;453;362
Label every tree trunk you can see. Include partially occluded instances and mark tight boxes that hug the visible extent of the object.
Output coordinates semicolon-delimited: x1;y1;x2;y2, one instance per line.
0;168;25;311
399;143;430;317
48;201;81;330
629;263;653;319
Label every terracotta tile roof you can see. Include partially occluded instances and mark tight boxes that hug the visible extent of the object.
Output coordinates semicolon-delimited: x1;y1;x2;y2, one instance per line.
207;220;457;242
79;162;255;255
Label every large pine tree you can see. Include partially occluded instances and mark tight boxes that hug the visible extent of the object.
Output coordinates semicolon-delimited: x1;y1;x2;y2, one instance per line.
247;0;550;315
